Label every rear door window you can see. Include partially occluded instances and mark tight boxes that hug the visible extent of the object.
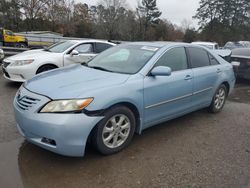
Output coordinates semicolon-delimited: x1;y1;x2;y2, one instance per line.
188;47;210;68
208;54;219;65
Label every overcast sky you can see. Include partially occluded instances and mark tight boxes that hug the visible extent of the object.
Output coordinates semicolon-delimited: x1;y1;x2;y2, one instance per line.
78;0;201;28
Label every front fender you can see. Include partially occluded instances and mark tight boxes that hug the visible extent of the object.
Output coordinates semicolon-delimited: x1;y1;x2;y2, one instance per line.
84;75;145;133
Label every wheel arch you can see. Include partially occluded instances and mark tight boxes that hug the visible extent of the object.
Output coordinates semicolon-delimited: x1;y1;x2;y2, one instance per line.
86;101;142;145
36;63;58;74
221;81;230;95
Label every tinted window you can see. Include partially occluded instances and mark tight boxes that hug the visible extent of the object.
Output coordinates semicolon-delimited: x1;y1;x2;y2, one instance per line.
6;30;14;36
208;54;219;65
155;47;188;71
95;43;113;53
74;43;93;54
188;47;210;68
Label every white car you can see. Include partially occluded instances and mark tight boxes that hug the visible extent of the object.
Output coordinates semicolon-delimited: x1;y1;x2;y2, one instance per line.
2;40;116;82
191;42;219;50
192;41;231;62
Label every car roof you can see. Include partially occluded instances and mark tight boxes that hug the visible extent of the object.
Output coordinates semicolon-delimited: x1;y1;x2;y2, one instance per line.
64;39;116;45
123;41;192;48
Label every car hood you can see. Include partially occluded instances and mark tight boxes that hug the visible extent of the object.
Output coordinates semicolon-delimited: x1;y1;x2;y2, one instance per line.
25;65;130;99
6;49;60;61
214;49;232;58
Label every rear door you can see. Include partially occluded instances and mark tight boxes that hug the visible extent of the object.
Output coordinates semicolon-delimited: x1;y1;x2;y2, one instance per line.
187;47;221;107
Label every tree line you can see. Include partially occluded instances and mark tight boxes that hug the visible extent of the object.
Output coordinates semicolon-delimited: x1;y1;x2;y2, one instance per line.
0;0;249;45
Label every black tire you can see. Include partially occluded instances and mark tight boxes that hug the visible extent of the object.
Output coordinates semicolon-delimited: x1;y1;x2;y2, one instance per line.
14;43;20;48
36;65;57;74
20;43;27;48
208;84;228;113
92;106;136;155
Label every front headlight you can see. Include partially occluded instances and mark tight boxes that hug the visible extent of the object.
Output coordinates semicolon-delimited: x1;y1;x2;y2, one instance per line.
40;98;93;113
10;59;34;66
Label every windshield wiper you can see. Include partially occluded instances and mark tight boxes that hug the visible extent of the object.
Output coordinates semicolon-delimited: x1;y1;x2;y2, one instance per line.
88;66;114;72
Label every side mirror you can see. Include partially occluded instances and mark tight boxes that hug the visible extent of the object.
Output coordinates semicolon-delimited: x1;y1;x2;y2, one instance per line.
70;50;79;56
151;66;172;76
231;61;240;67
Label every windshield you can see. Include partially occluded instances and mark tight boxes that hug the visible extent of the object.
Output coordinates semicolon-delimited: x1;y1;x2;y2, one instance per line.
46;41;78;53
87;44;158;74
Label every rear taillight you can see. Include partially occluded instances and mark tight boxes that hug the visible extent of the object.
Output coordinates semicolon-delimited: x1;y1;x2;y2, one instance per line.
247;61;250;65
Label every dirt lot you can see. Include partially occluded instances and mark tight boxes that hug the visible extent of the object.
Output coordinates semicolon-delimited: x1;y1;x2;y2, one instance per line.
0;72;249;188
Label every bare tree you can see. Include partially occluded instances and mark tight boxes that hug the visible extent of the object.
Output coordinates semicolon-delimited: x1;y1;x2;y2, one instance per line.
19;0;49;30
96;0;127;39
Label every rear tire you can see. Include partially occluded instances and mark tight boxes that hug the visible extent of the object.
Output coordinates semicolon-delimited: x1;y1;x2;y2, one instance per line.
208;84;228;113
92;106;136;155
36;65;57;74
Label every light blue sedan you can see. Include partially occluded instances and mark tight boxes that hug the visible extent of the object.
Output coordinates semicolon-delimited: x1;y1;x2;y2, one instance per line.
14;42;236;157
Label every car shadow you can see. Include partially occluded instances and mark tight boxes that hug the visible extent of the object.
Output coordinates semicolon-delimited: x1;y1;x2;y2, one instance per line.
4;81;22;89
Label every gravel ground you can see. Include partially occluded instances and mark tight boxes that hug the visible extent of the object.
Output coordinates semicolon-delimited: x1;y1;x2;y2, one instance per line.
0;72;249;188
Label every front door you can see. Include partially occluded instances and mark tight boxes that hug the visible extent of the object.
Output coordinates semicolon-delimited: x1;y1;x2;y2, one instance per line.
143;47;193;127
64;43;96;66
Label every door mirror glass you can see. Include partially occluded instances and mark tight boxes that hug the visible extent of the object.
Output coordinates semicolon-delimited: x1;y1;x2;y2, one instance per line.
70;50;79;56
151;66;172;76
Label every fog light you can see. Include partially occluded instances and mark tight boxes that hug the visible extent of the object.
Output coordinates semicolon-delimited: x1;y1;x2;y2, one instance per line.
41;137;56;146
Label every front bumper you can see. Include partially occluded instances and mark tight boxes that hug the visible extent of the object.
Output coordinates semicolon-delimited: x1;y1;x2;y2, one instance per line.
2;63;36;82
14;86;104;157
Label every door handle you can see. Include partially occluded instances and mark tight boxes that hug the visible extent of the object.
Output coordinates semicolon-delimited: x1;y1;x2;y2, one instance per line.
184;75;192;80
216;68;222;73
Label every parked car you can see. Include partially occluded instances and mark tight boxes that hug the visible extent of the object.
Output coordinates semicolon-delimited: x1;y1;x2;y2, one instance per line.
192;41;231;62
2;40;116;82
191;41;219;50
238;41;250;48
231;48;250;79
0;48;4;62
224;42;244;50
14;42;235;157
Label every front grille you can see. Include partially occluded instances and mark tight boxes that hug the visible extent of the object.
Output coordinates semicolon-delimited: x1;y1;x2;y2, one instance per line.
16;96;41;110
3;61;10;68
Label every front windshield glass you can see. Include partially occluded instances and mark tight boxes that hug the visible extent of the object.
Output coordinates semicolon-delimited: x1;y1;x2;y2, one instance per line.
87;44;159;74
46;41;77;53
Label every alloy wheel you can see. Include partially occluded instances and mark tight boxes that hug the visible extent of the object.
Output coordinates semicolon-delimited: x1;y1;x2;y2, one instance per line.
102;114;131;149
214;88;226;110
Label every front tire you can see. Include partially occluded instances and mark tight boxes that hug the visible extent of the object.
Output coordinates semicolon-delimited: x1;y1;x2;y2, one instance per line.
92;106;136;155
36;65;57;74
209;84;228;113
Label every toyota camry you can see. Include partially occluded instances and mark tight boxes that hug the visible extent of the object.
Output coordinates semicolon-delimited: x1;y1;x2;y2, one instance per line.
14;42;235;157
